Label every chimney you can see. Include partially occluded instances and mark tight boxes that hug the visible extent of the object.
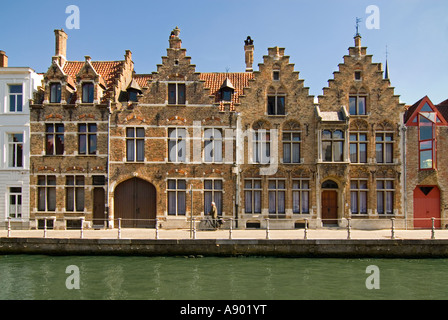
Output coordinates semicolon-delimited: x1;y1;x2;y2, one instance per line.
54;29;68;66
244;36;254;72
0;51;8;67
169;27;182;49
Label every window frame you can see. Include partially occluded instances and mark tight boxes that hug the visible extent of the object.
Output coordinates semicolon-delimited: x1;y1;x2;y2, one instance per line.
349;95;367;116
8;187;22;219
204;128;223;163
167;179;187;216
78;123;98;155
418;114;436;170
268;179;286;216
8;133;24;168
50;82;62;103
81;82;95;103
168;83;186;105
376;179;394;215
350;179;368;215
282;131;301;164
292;179;310;214
204;179;223;216
168;127;187;163
244;179;262;214
8;84;23;112
126;127;145;162
65;176;85;212
45;123;64;156
253;129;271;164
375;132;394;164
321;129;345;162
37;175;57;212
349;132;368;163
267;94;286;116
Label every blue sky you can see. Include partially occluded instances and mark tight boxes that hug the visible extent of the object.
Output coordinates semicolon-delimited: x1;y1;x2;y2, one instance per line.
1;0;447;105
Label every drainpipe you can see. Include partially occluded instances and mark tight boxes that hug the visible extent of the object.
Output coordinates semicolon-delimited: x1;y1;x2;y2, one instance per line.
107;99;111;228
402;124;407;230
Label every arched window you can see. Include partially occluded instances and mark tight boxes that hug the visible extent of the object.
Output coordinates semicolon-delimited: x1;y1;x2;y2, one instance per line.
322;180;338;189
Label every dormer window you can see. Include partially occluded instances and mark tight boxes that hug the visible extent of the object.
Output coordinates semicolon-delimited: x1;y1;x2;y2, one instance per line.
220;78;235;102
82;82;94;103
50;83;61;103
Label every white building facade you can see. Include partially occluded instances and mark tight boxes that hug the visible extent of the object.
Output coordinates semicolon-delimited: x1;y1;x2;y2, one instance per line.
0;51;42;229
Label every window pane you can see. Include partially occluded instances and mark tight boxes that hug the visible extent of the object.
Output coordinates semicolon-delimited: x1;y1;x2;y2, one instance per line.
351;191;358;213
359;143;367;163
302;191;309;213
322;130;332;139
89;134;97;154
78;134;86;154
47;187;56;211
178;84;186;104
323;141;332;161
268;191;276;213
126;139;135;161
377;192;384;214
292;144;300;163
278;191;285;213
66;188;74;211
293;191;300;213
358;97;366;115
360;191;367;214
76;188;84;211
277;97;285;115
136;139;144;161
419;125;433;141
168;191;176;215
349;97;357;115
254;191;261;213
245;191;252;213
168;84;176;104
376;144;383;163
177;191;186;215
334;141;343;161
267;96;276;115
350;143;357;163
385;144;393;163
420;150;433;169
214;180;222;190
333;130;344;139
136;128;145;138
10;85;22;94
126;128;134;138
283;143;291;163
177;180;187;190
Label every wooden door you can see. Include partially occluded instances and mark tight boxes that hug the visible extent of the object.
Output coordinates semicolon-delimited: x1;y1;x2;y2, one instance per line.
322;190;338;225
114;178;156;228
93;187;106;227
414;186;440;229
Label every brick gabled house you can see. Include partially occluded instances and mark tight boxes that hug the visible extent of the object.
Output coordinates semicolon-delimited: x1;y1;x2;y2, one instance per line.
404;96;448;229
29;29;134;229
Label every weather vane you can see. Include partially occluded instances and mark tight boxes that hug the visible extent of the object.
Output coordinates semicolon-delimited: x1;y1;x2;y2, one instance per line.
356;17;362;36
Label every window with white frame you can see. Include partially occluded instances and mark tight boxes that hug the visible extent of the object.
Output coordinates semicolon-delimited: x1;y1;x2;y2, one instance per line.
204;128;223;162
377;179;394;214
350;179;368;214
9;84;23;112
168;128;187;163
167;179;187;216
126;127;145;162
268;179;286;216
204;179;223;216
8;133;23;168
292;179;310;214
65;176;85;212
244;179;262;214
8;187;22;219
38;175;56;212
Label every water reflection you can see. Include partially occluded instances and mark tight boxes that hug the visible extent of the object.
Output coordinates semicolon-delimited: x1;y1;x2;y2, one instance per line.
1;255;448;300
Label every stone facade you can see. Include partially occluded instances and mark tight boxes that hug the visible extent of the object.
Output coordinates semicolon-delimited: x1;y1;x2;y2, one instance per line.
25;27;445;230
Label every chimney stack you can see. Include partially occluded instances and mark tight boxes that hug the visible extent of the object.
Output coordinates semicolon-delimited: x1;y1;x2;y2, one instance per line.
54;29;68;66
244;36;254;72
0;51;8;67
169;27;182;49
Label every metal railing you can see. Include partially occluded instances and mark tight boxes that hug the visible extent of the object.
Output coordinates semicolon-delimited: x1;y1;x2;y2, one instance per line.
2;216;445;240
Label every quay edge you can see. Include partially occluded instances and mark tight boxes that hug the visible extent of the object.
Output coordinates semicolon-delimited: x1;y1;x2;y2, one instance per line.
2;238;448;258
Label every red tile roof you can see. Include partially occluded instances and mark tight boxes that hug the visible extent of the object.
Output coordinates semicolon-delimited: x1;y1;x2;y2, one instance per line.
133;74;152;88
200;72;254;108
63;61;125;89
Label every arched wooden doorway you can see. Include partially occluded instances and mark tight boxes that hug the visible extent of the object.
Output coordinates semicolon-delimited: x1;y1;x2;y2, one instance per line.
114;178;156;228
414;186;440;229
321;180;339;225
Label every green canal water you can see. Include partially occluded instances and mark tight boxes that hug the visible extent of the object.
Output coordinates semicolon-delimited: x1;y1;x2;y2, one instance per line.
1;255;447;300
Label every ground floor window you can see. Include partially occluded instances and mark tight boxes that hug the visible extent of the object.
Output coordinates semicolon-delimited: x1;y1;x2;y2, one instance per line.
167;179;187;215
377;179;394;214
268;180;286;215
350;179;368;214
66;176;85;212
38;176;56;212
244;179;262;214
9;187;22;218
292;179;310;214
204;179;223;216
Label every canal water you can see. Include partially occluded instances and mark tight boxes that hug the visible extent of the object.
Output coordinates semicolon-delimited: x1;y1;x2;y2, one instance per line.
1;255;447;300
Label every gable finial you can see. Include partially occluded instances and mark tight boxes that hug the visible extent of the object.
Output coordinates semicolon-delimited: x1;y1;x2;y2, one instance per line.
355;17;362;36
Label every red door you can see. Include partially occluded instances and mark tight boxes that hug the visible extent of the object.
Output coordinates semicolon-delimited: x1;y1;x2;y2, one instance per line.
414;186;440;229
322;190;338;225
